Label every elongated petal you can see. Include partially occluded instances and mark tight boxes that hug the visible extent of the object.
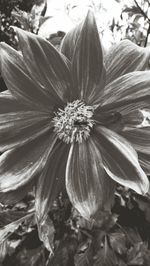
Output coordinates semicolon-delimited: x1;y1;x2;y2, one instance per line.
60;23;82;61
105;40;150;84
66;139;115;221
0;129;57;192
94;126;149;194
99;96;150;116
122;110;144;128
0;110;52;152
35;141;70;222
121;127;150;155
0;178;35;204
100;71;150;114
14;27;73;104
138;152;150;175
0;90;28;112
0;43;56;110
0;92;52;151
0;91;52;152
72;11;106;104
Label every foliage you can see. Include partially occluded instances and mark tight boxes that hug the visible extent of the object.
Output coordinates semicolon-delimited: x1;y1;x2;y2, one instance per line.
1;0;150;265
1;190;150;265
0;0;34;47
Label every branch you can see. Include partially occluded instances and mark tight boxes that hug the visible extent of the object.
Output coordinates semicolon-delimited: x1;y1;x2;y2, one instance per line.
134;0;150;23
144;22;150;46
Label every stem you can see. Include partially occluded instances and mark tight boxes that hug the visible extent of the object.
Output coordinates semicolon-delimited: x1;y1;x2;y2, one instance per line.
148;0;150;7
144;22;150;47
134;0;150;23
134;0;150;46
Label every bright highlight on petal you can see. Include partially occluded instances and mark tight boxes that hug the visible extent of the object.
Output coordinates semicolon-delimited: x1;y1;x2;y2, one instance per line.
0;10;149;223
0;43;55;110
0;130;56;192
94;126;149;195
105;40;150;84
36;141;70;222
71;11;106;104
14;27;73;104
66;139;115;220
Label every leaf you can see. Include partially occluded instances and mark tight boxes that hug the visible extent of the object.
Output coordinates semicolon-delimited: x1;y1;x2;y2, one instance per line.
133;194;150;223
123;6;141;15
0;239;21;263
16;246;46;266
11;8;31;31
48;237;78;266
93;240;119;266
0;208;34;245
127;242;147;265
109;231;127;255
37;215;55;252
74;240;93;266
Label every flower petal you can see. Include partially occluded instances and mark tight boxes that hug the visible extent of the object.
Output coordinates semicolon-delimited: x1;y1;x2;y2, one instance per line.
0;90;53;152
100;71;150;114
138;152;150;175
121;127;150;155
0;90;27;112
0;178;35;204
0;43;56;110
14;27;73;103
66;139;115;221
35;141;70;222
105;40;150;84
0;109;52;152
0;129;57;192
60;23;82;61
71;11;106;104
94;126;149;194
122;110;144;128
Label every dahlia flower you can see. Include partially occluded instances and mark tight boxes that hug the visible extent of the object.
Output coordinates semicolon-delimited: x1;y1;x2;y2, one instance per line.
0;11;150;222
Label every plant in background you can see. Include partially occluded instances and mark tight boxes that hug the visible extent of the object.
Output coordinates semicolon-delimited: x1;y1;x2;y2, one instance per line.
0;0;35;47
0;10;150;220
118;0;150;46
1;9;150;263
11;0;48;34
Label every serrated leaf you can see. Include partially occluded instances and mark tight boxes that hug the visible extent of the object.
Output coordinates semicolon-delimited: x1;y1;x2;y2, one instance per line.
127;242;147;265
109;231;127;255
93;244;119;266
74;240;93;266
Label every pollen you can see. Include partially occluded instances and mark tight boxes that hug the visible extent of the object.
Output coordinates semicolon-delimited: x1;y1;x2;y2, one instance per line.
53;100;95;144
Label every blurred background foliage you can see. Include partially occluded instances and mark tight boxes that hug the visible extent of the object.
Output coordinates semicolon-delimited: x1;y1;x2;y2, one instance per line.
1;0;150;91
1;0;150;265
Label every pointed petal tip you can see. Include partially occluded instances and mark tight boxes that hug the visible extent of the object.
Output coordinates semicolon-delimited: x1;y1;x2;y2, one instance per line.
85;9;95;25
138;174;149;195
86;9;94;17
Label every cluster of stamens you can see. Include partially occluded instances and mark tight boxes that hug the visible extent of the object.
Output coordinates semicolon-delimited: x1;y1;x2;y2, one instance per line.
53;100;95;144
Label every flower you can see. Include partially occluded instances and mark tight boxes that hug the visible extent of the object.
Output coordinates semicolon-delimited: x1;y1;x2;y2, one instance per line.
0;11;150;222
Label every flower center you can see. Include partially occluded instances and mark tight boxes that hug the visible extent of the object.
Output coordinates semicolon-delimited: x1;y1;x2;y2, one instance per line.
53;100;95;144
